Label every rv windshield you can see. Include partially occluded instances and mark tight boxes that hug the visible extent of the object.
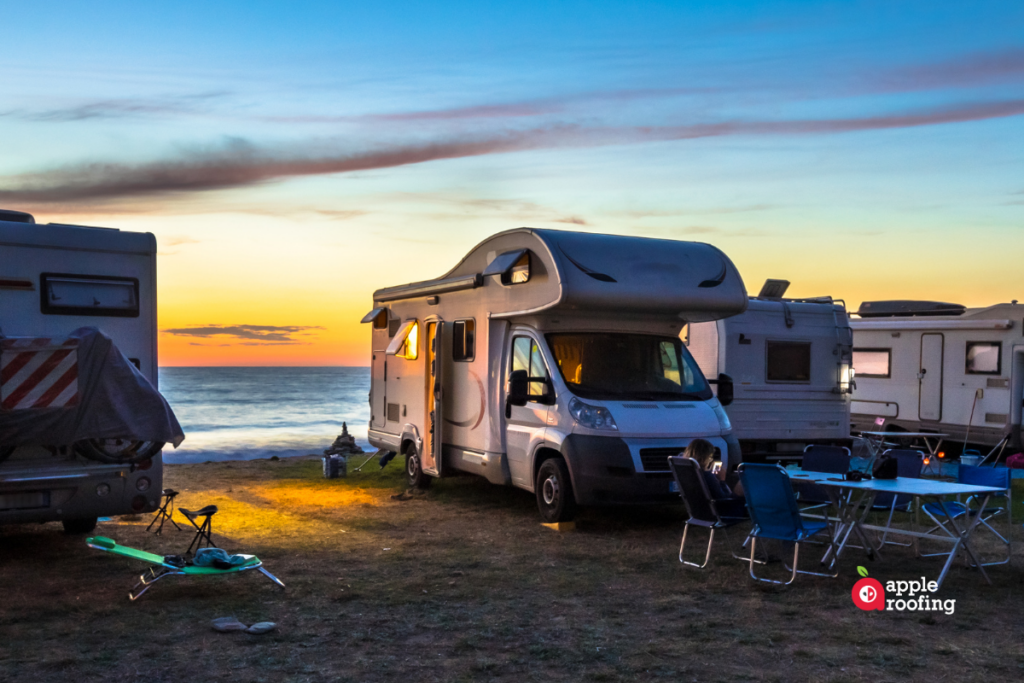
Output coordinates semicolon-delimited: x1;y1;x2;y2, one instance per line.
546;333;712;401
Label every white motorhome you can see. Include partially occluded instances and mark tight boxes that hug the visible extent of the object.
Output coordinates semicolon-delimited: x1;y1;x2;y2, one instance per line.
686;282;853;463
850;300;1024;452
1;209;163;533
362;228;747;522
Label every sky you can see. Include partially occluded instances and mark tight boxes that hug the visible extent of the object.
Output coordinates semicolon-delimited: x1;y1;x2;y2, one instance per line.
1;1;1022;366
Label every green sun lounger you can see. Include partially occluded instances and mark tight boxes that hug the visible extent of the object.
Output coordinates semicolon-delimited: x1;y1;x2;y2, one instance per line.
86;536;285;600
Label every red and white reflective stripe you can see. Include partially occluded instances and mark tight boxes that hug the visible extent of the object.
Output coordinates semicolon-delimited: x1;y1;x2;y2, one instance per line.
0;338;80;410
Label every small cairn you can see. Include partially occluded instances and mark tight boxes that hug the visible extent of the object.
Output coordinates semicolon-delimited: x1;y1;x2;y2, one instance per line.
322;423;364;479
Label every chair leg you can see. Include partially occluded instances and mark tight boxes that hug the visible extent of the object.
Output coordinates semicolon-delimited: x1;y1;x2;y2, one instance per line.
129;568;183;601
748;538;799;586
679;523;715;569
258;566;286;589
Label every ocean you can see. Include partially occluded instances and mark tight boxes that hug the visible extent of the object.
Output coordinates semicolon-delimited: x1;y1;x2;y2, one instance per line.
158;367;371;464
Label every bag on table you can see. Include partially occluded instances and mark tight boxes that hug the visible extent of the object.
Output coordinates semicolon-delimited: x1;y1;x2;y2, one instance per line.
873;454;899;480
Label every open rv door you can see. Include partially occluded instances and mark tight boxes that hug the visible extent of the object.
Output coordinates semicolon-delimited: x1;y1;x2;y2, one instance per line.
424;321;447;476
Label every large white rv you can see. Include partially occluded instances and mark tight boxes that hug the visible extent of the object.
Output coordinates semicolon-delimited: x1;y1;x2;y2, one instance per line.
850;300;1024;452
1;210;164;533
686;285;853;463
362;228;748;522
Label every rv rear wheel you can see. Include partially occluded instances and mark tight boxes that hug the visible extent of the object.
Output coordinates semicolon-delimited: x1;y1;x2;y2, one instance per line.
62;518;98;534
406;447;432;489
536;458;576;523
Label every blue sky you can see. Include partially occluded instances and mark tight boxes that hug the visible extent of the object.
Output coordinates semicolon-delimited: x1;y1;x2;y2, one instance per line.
1;1;1022;364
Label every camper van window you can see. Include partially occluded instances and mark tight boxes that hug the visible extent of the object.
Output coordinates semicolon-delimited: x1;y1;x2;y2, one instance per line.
966;342;1001;375
453;320;475;361
393;321;419;360
766;341;811;382
546;333;711;401
853;348;891;378
39;273;139;318
502;252;530;285
373;310;388;329
512;336;550;397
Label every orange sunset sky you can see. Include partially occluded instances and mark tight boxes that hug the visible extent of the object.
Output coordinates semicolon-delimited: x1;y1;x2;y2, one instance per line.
3;2;1022;367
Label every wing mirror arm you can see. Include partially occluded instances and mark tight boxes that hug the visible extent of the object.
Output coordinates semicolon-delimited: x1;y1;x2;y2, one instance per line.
709;373;734;406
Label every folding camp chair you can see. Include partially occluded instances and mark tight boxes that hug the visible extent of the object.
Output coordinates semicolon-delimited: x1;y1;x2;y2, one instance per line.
869;449;924;546
921;465;1012;566
738;463;839;585
179;505;217;555
796;445;851;515
86;536;285;600
668;456;748;569
146;489;181;535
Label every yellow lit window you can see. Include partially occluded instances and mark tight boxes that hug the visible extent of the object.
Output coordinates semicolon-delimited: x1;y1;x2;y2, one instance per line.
386;320;419;360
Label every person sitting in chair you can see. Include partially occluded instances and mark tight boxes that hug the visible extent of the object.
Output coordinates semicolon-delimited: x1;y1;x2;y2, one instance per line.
683;438;746;518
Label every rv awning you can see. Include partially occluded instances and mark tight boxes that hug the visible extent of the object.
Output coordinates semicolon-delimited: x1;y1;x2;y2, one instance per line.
482;249;528;277
360;307;386;324
385;320;417;355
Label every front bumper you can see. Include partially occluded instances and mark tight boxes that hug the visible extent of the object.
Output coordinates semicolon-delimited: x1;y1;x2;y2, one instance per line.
560;434;689;506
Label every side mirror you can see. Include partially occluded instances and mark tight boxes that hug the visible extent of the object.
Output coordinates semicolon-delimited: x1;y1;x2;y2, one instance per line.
507;369;529;413
716;373;734;406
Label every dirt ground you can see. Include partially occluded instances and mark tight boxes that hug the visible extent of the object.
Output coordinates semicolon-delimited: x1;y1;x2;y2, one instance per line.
2;456;1024;682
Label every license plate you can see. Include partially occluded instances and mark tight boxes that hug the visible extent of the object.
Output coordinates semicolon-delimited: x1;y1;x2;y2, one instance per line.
0;491;50;511
669;481;679;493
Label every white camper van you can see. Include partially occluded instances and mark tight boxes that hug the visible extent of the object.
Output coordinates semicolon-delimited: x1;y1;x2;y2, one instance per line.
686;282;853;463
362;228;747;522
0;209;163;533
850;300;1024;453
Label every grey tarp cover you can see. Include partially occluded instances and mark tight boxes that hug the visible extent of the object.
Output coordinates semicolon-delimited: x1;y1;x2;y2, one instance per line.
0;327;184;448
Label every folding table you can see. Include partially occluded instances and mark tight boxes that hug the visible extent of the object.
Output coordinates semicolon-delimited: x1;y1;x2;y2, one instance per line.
788;469;1005;589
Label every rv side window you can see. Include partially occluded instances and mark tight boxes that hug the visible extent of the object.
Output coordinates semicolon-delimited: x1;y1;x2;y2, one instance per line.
452;320;475;362
766;341;811;382
387;321;419;360
853;348;891;378
40;273;139;318
502;252;530;285
966;342;1001;375
512;336;549;397
373;309;388;329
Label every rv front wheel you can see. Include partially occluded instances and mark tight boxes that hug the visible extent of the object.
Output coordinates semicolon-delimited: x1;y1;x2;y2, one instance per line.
406;447;432;489
536;458;576;523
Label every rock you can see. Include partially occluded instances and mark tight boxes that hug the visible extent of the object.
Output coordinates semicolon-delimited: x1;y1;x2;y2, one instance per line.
212;617;248;633
246;622;276;634
323;422;364;456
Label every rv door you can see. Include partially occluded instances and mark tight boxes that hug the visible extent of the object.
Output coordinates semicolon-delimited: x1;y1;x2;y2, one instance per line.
423;322;447;476
505;334;552;489
919;333;944;421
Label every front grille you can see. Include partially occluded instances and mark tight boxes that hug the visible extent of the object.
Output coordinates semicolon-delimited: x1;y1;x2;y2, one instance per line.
639;447;686;472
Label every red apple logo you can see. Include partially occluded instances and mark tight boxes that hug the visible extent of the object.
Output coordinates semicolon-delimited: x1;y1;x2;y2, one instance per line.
852;567;885;611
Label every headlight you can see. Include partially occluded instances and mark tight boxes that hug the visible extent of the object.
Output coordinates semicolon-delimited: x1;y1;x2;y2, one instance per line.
568;397;618;431
712;402;732;432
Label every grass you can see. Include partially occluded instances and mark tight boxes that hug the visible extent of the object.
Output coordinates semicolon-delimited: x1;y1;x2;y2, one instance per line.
2;456;1024;681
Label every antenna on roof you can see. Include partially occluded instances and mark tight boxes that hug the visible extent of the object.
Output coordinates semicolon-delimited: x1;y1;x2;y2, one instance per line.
758;279;790;299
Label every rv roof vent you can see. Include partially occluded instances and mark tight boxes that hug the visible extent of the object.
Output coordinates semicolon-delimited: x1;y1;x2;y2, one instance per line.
858;300;966;318
757;279;790;299
0;209;35;224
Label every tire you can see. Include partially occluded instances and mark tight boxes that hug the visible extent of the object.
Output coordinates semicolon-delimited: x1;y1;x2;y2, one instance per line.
535;457;576;523
405;447;432;490
75;439;164;465
62;517;98;534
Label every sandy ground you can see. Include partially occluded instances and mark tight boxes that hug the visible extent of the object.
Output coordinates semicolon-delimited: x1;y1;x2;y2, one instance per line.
2;455;1024;682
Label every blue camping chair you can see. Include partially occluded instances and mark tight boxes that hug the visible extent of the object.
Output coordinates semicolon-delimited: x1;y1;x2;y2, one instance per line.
795;445;851;515
870;449;925;546
668;456;748;569
738;463;839;585
921;464;1012;566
